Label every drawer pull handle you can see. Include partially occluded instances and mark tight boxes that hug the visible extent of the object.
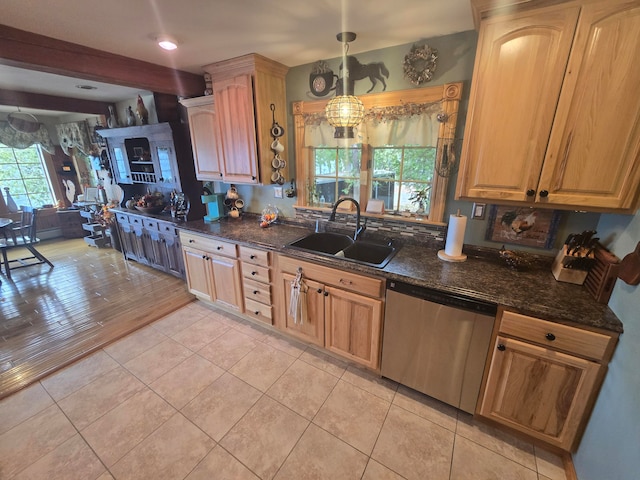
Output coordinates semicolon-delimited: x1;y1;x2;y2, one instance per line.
254;311;260;315
253;290;259;295
497;344;506;351
339;278;353;285
250;254;256;259
217;246;222;250
189;239;194;243
251;271;257;276
545;333;556;341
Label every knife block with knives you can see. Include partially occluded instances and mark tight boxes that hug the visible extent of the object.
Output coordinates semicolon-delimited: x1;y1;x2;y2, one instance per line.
552;230;599;285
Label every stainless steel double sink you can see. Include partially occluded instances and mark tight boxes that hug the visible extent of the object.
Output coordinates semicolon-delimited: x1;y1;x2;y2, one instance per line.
286;232;398;269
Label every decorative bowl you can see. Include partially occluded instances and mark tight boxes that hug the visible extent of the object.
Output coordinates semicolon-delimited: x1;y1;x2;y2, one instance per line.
135;205;165;214
261;205;279;224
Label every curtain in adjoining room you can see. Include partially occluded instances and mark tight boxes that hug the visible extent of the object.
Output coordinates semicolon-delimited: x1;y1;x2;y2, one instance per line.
0;121;55;153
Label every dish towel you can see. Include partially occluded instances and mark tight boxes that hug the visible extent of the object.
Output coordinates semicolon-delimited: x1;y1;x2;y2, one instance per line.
288;268;308;324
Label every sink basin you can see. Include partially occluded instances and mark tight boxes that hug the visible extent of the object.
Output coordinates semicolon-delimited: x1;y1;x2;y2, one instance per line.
288;232;354;254
287;233;398;268
340;241;397;268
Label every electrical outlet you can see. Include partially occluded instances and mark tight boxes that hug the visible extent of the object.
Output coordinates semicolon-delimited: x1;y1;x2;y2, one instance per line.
274;186;283;198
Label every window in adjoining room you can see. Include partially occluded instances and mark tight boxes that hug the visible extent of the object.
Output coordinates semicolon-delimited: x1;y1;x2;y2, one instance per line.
0;143;55;208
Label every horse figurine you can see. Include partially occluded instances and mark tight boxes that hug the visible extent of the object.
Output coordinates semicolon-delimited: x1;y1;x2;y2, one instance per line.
339;55;389;93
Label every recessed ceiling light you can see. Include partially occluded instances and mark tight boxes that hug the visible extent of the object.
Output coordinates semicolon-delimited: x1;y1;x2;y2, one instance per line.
157;36;178;51
76;85;97;90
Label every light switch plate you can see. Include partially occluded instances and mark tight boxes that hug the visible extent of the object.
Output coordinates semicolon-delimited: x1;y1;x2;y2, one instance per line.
274;186;283;198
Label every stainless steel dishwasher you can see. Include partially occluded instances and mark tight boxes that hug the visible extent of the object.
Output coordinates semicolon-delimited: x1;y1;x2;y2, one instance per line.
381;280;496;413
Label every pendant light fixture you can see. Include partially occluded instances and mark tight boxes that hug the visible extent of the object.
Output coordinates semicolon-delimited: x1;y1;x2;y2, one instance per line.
325;32;365;139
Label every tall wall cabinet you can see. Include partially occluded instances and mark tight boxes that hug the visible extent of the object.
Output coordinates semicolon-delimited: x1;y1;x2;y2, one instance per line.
191;54;289;185
456;0;640;213
179;96;221;181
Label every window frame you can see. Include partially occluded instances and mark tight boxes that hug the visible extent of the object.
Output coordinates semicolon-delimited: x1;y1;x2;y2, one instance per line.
0;143;56;209
292;82;463;224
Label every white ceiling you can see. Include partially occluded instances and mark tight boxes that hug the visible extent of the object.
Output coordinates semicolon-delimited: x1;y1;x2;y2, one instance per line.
0;0;474;115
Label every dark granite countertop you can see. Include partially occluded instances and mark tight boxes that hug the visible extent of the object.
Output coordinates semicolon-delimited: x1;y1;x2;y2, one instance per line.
116;208;623;334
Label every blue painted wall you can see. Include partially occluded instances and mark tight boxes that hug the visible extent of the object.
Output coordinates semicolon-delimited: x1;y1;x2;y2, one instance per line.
573;209;640;480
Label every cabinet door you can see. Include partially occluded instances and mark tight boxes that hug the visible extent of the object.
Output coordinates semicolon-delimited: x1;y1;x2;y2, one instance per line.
538;0;640;211
108;141;132;184
281;273;325;346
214;74;259;184
480;336;600;451
456;5;579;202
210;254;243;311
182;246;214;302
153;141;181;189
187;101;223;181
161;232;184;278
324;287;383;369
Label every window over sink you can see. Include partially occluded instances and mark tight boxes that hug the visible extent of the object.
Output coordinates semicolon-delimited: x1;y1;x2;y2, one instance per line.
293;82;462;223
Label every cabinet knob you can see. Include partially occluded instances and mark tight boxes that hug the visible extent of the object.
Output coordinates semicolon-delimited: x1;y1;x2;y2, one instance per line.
497;344;506;351
526;189;536;197
317;288;323;294
251;271;257;276
217;246;222;250
219;173;223;177
189;239;195;243
252;176;256;181
250;255;256;259
201;255;207;259
323;291;329;297
253;290;259;295
254;311;260;315
539;190;549;198
545;332;556;341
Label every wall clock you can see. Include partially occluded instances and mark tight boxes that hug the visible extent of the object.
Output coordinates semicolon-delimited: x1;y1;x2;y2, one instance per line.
309;72;334;96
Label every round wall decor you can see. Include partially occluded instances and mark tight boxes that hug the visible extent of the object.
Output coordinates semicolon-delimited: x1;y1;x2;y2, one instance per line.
403;44;438;85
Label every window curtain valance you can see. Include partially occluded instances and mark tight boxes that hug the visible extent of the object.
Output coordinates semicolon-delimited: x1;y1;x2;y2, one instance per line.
0;121;55;154
303;101;442;148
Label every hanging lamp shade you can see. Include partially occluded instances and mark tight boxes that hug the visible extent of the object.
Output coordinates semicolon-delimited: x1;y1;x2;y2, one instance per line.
325;94;364;139
325;31;364;139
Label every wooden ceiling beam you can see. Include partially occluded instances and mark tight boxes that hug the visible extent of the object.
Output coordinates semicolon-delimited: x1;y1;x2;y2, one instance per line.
0;24;205;97
0;88;111;115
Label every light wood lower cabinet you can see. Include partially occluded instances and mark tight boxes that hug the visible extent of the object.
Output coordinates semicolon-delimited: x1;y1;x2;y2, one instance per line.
180;231;243;311
276;255;384;369
479;310;618;451
281;272;325;347
324;286;382;369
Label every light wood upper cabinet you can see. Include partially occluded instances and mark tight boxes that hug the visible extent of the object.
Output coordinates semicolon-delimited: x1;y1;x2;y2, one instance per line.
180;96;222;181
213;74;259;184
203;54;289;185
457;0;640;213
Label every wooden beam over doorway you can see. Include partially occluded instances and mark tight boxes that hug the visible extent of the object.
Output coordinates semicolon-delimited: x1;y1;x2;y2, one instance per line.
0;24;205;98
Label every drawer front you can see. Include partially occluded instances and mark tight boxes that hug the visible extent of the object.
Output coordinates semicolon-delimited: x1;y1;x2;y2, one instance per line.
115;212;129;224
128;215;143;227
500;311;612;361
278;255;384;298
239;245;270;267
244;297;272;324
158;221;178;236
243;278;271;305
179;231;237;258
242;263;270;283
142;218;160;231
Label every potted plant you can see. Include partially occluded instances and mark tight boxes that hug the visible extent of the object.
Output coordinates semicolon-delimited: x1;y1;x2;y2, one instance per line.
409;186;431;213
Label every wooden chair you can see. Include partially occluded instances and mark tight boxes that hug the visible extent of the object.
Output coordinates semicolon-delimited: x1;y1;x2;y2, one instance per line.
0;206;54;279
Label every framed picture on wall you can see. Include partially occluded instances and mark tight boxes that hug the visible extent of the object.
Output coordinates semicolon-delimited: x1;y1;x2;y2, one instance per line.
485;205;561;249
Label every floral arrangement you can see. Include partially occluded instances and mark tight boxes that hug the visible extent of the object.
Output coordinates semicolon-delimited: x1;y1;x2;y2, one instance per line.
96;200;118;226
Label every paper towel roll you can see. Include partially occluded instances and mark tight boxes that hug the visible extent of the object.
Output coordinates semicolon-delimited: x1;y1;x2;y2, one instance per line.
444;214;467;257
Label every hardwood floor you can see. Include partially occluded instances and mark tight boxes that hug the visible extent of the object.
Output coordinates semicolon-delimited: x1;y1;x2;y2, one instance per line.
0;237;194;399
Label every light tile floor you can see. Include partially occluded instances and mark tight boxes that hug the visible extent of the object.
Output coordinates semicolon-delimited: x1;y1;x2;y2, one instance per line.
0;301;569;480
